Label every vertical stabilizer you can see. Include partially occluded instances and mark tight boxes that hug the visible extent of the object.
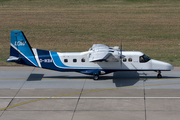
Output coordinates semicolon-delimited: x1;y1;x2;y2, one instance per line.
7;31;39;67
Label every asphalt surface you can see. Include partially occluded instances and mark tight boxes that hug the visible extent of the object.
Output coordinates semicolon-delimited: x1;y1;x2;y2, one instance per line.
0;67;180;120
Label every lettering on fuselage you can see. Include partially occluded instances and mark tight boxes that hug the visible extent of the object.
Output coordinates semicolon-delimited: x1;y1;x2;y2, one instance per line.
40;59;53;63
14;40;26;46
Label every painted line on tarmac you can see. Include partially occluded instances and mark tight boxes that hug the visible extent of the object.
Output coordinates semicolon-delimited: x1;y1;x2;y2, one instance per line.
1;97;180;99
0;82;180;111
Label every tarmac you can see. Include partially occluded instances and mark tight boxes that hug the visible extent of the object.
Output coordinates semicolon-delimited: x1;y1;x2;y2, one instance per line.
0;67;180;120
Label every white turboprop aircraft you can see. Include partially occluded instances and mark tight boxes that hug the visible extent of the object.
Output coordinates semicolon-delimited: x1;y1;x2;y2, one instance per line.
7;31;174;80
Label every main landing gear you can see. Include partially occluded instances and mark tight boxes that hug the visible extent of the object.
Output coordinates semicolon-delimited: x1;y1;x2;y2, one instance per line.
93;74;99;80
157;71;162;78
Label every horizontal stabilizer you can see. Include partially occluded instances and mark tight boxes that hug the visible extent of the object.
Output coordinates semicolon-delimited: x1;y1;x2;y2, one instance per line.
7;56;20;62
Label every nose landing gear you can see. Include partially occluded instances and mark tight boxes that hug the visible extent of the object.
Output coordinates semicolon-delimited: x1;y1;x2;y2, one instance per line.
157;71;162;78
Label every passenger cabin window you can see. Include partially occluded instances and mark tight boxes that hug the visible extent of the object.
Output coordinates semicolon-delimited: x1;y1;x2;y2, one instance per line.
123;58;127;62
81;58;85;62
64;59;68;63
128;58;132;62
139;54;151;63
73;59;77;62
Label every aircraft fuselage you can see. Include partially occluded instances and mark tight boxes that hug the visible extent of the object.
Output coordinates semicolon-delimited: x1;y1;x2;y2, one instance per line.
7;31;174;80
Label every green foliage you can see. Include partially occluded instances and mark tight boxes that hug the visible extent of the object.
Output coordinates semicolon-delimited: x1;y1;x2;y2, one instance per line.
125;0;152;2
0;0;180;66
0;0;10;2
124;0;179;3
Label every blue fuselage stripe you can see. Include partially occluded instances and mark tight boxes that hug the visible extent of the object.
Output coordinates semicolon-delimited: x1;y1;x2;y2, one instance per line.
50;51;68;68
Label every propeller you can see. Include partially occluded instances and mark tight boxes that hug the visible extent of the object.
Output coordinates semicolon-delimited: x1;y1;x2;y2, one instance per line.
120;41;122;66
120;41;125;67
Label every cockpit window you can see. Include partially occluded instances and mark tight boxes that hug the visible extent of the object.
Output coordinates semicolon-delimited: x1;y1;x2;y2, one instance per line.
139;54;151;63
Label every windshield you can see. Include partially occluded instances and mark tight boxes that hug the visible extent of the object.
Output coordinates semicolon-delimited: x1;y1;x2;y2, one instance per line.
139;54;151;63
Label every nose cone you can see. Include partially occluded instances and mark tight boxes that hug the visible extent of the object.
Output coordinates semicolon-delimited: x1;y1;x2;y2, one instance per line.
170;64;174;70
152;59;174;71
167;63;174;71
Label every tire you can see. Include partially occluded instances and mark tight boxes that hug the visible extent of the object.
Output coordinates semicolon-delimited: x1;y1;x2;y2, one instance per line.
93;74;99;80
157;74;162;78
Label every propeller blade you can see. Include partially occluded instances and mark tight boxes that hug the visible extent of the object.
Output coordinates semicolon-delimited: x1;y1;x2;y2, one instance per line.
120;41;122;66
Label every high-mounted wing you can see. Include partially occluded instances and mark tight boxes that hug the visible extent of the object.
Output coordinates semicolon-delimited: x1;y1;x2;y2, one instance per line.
88;44;124;62
89;52;112;62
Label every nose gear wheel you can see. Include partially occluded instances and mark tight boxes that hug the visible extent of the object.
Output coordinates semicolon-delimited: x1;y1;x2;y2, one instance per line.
157;71;162;78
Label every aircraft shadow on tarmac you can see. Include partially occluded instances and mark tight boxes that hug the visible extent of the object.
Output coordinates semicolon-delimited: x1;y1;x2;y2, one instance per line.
112;71;140;87
111;71;180;87
27;74;44;81
27;72;180;87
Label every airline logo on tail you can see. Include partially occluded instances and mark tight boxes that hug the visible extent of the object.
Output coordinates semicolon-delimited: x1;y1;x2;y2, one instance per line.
14;40;26;46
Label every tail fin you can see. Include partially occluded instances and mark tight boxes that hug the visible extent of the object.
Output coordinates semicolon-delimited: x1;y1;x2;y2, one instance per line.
7;31;39;67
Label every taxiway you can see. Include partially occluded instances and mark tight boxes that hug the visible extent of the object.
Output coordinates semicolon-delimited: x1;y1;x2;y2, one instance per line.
0;67;180;120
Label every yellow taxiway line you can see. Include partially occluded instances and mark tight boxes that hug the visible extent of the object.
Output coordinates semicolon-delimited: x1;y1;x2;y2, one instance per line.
0;82;180;111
